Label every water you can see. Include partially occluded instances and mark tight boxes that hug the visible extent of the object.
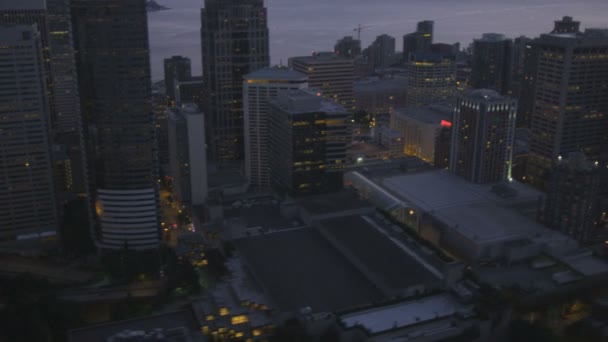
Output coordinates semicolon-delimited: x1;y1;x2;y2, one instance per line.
147;0;608;81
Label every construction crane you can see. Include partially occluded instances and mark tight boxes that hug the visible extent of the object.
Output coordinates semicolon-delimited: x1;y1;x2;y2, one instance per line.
353;24;374;41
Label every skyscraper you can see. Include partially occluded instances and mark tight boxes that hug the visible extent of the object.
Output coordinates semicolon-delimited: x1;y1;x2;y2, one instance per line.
367;34;396;69
164;55;192;104
201;0;270;162
334;36;361;58
543;152;600;243
268;90;350;196
175;76;205;109
552;16;580;34
470;33;513;95
1;0;82;134
526;28;608;191
1;0;86;192
450;89;517;184
72;0;160;251
403;20;433;62
168;104;207;207
289;52;355;111
243;66;307;190
405;46;456;107
0;25;57;242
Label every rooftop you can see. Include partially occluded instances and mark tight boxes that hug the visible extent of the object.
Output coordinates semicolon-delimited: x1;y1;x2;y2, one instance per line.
380;170;548;244
462;89;508;102
319;215;443;290
392;104;452;125
354;77;407;94
68;311;201;342
234;212;445;313
340;293;474;335
296;189;373;217
270;89;347;115
234;227;385;313
0;0;44;10
290;52;354;64
244;66;307;81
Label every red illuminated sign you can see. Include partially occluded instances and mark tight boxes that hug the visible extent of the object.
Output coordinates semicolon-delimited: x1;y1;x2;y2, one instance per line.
440;120;452;128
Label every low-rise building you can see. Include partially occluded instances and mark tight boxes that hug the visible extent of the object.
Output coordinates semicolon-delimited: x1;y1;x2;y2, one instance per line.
354;77;407;116
390;104;452;165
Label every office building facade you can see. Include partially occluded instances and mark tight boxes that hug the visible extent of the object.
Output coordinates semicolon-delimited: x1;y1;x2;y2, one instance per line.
527;28;608;191
268;90;350;196
543;153;601;243
405;49;457;107
450;89;517;184
0;25;57;242
470;33;513;95
289;52;355;111
403;20;433;62
367;34;396;69
391;104;453;166
243;66;307;190
72;0;160;250
168;104;207;207
201;0;270;162
164;55;192;104
335;36;361;58
175;76;204;109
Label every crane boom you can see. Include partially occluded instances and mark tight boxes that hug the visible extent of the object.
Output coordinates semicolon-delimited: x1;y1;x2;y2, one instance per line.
353;24;374;41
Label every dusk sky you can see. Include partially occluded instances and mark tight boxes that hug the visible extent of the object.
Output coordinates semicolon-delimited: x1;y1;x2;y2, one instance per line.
147;0;608;80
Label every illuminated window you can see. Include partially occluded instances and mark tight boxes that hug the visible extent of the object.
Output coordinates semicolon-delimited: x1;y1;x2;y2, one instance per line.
253;329;262;336
219;307;230;316
235;332;244;338
231;315;249;325
206;315;214;321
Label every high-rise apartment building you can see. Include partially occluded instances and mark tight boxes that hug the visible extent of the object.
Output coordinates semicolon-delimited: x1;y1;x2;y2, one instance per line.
403;20;433;62
289;52;355;111
335;36;361;58
72;0;160;251
268;90;350;196
0;25;57;242
405;47;456;107
450;89;517;184
164;56;192;103
526;28;608;191
201;0;270;162
243;66;307;189
543;152;601;243
470;33;513;95
168;104;207;207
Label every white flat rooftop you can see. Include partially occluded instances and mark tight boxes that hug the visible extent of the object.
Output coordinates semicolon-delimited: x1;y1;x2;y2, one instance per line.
380;170;550;244
341;293;473;334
